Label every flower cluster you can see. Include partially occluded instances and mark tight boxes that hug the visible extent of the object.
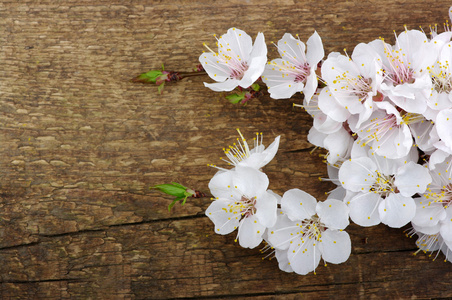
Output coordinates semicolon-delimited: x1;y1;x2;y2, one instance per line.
206;130;351;275
200;7;452;274
306;27;452;262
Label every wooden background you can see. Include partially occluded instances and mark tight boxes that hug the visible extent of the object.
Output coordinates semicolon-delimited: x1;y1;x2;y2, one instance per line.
0;1;451;299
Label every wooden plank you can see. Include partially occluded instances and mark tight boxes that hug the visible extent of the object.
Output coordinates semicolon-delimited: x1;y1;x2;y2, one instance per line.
0;0;451;298
0;220;450;299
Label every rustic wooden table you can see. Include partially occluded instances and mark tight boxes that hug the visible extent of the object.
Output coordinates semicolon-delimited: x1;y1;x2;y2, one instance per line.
1;1;451;299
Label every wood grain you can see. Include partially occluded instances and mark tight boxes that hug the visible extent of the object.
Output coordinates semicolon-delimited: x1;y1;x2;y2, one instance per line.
0;1;451;299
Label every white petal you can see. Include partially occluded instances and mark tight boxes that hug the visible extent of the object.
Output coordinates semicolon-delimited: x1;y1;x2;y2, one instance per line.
303;69;318;103
267;189;282;205
239;136;280;169
383;77;430;114
378;193;416;228
307;126;326;148
281;188;317;221
338;157;377;193
312;113;343;134
397;30;435;70
233;166;269;198
318;87;350;122
441;243;452;262
351;42;382;79
440;207;452;241
219;28;253;61
262;62;304;99
409;120;436;153
412;222;441;235
373;123;412;159
319;229;351;264
306;31;324;67
327;186;347;201
204;79;239;92
250;32;267;58
412;197;446;228
429;150;450;170
277;33;306;63
205;199;240;234
199;52;231;82
239;55;267;88
288;238;321;275
275;249;293;273
237;214;265;248
436;108;452;150
348;192;381;226
324;127;353;164
208;170;240;199
394;161;432;197
255;191;278;228
267;213;298;250
316;199;350;230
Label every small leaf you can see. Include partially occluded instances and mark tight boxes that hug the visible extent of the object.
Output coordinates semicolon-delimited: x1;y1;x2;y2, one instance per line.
131;70;163;84
225;92;246;104
171;182;187;189
168;199;178;211
161;63;165;71
158;82;165;94
151;183;186;198
145;70;163;79
251;83;260;91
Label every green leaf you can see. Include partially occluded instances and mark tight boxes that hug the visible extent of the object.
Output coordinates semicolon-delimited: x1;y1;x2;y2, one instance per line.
168;196;185;211
251;83;260;91
225;92;246;104
168;199;178;211
161;63;165;71
134;70;163;84
181;195;189;205
171;182;187;189
151;183;186;198
145;70;163;78
158;82;165;94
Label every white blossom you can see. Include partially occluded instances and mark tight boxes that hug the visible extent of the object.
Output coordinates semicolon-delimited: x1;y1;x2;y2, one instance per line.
209;129;280;171
339;156;431;227
206;166;278;248
262;32;324;102
200;28;267;92
267;189;351;275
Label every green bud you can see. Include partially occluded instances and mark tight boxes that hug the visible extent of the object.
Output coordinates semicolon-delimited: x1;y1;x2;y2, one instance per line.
151;183;187;198
225;92;246;104
251;83;260;91
151;182;204;211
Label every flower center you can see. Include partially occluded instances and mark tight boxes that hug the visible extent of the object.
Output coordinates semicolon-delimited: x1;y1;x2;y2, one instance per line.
298;215;325;242
430;65;452;93
228;61;249;80
425;183;452;208
203;39;250;80
332;74;373;101
356;113;398;147
294;64;311;83
221;129;263;166
227;195;256;217
400;112;425;125
268;61;311;83
370;171;396;198
381;40;415;85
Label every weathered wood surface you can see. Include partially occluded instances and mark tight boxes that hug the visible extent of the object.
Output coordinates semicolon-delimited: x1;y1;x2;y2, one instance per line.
0;1;451;299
